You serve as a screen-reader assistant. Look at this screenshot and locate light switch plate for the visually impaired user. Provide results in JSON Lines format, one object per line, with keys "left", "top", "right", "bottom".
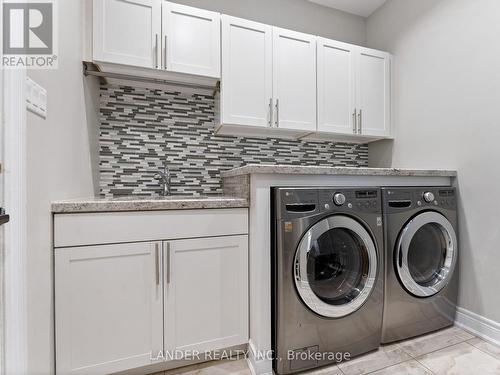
{"left": 26, "top": 77, "right": 47, "bottom": 119}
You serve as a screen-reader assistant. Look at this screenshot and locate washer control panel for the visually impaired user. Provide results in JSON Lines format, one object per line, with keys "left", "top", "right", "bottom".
{"left": 275, "top": 187, "right": 383, "bottom": 219}
{"left": 423, "top": 191, "right": 435, "bottom": 203}
{"left": 319, "top": 188, "right": 381, "bottom": 213}
{"left": 333, "top": 193, "right": 346, "bottom": 206}
{"left": 437, "top": 188, "right": 457, "bottom": 208}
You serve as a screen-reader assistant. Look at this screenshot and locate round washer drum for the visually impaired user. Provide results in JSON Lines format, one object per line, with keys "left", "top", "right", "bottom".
{"left": 293, "top": 215, "right": 378, "bottom": 318}
{"left": 395, "top": 211, "right": 458, "bottom": 298}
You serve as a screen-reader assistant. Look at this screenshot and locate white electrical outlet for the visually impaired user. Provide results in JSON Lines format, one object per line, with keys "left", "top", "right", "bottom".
{"left": 26, "top": 77, "right": 47, "bottom": 119}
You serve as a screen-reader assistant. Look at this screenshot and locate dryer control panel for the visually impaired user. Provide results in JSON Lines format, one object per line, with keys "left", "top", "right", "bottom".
{"left": 318, "top": 188, "right": 381, "bottom": 214}
{"left": 383, "top": 187, "right": 456, "bottom": 213}
{"left": 274, "top": 187, "right": 382, "bottom": 220}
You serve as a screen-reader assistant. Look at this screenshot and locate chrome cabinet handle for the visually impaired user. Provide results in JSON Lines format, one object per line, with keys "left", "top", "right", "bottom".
{"left": 166, "top": 242, "right": 171, "bottom": 284}
{"left": 268, "top": 98, "right": 273, "bottom": 127}
{"left": 155, "top": 243, "right": 160, "bottom": 286}
{"left": 164, "top": 35, "right": 167, "bottom": 70}
{"left": 352, "top": 109, "right": 357, "bottom": 134}
{"left": 358, "top": 109, "right": 363, "bottom": 134}
{"left": 154, "top": 34, "right": 159, "bottom": 68}
{"left": 275, "top": 99, "right": 279, "bottom": 127}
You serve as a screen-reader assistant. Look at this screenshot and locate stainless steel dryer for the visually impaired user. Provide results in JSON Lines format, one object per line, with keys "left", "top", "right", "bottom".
{"left": 381, "top": 187, "right": 459, "bottom": 344}
{"left": 271, "top": 188, "right": 384, "bottom": 374}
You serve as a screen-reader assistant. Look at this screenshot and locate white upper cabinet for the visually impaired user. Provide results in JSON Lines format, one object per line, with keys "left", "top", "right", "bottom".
{"left": 272, "top": 27, "right": 317, "bottom": 132}
{"left": 55, "top": 242, "right": 163, "bottom": 375}
{"left": 221, "top": 15, "right": 273, "bottom": 128}
{"left": 93, "top": 0, "right": 220, "bottom": 77}
{"left": 317, "top": 38, "right": 356, "bottom": 135}
{"left": 316, "top": 42, "right": 392, "bottom": 139}
{"left": 164, "top": 235, "right": 248, "bottom": 354}
{"left": 162, "top": 2, "right": 221, "bottom": 77}
{"left": 93, "top": 0, "right": 161, "bottom": 68}
{"left": 356, "top": 47, "right": 391, "bottom": 137}
{"left": 93, "top": 2, "right": 392, "bottom": 141}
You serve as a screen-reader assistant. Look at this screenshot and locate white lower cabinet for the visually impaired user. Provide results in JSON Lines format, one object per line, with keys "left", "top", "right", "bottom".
{"left": 55, "top": 242, "right": 164, "bottom": 375}
{"left": 164, "top": 235, "right": 249, "bottom": 354}
{"left": 55, "top": 209, "right": 249, "bottom": 375}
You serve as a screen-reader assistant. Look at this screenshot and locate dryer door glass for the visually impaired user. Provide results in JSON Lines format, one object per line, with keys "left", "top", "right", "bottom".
{"left": 294, "top": 215, "right": 378, "bottom": 318}
{"left": 307, "top": 228, "right": 368, "bottom": 305}
{"left": 408, "top": 223, "right": 447, "bottom": 286}
{"left": 396, "top": 211, "right": 457, "bottom": 297}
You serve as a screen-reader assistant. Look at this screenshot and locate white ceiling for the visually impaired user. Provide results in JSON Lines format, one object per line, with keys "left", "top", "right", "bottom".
{"left": 309, "top": 0, "right": 387, "bottom": 17}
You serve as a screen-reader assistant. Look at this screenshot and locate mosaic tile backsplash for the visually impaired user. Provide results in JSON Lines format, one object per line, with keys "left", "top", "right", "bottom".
{"left": 99, "top": 84, "right": 369, "bottom": 197}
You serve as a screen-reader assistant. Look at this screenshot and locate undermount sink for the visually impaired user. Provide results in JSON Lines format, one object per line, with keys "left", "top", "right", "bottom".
{"left": 110, "top": 195, "right": 211, "bottom": 201}
{"left": 154, "top": 195, "right": 211, "bottom": 200}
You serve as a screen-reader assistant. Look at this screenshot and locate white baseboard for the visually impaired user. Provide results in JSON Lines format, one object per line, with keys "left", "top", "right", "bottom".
{"left": 247, "top": 339, "right": 273, "bottom": 375}
{"left": 455, "top": 307, "right": 500, "bottom": 346}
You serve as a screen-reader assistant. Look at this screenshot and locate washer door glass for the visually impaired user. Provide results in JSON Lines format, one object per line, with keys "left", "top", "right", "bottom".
{"left": 294, "top": 215, "right": 378, "bottom": 318}
{"left": 396, "top": 211, "right": 457, "bottom": 297}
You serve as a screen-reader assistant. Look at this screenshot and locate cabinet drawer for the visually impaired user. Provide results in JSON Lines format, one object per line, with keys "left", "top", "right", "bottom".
{"left": 54, "top": 208, "right": 248, "bottom": 248}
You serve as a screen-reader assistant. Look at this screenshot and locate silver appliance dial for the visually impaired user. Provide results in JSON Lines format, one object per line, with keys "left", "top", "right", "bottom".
{"left": 423, "top": 191, "right": 435, "bottom": 203}
{"left": 333, "top": 193, "right": 346, "bottom": 206}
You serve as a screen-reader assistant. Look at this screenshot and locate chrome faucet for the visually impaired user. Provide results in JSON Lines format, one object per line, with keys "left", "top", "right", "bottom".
{"left": 154, "top": 161, "right": 172, "bottom": 196}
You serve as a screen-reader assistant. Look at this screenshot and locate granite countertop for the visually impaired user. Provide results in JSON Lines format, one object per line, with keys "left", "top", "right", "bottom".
{"left": 52, "top": 195, "right": 249, "bottom": 213}
{"left": 53, "top": 165, "right": 456, "bottom": 213}
{"left": 221, "top": 164, "right": 457, "bottom": 178}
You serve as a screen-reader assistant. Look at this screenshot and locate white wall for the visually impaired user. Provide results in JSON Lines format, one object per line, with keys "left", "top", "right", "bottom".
{"left": 367, "top": 0, "right": 500, "bottom": 322}
{"left": 26, "top": 0, "right": 98, "bottom": 373}
{"left": 168, "top": 0, "right": 367, "bottom": 45}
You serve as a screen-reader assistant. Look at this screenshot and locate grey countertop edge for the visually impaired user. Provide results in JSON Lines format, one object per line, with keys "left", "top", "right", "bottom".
{"left": 51, "top": 197, "right": 249, "bottom": 214}
{"left": 220, "top": 165, "right": 458, "bottom": 178}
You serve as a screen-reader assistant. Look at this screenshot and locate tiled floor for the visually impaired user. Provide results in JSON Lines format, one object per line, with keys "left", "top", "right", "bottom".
{"left": 152, "top": 326, "right": 500, "bottom": 375}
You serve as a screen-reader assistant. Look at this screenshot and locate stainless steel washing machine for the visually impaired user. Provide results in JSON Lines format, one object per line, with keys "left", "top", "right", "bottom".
{"left": 381, "top": 187, "right": 459, "bottom": 344}
{"left": 271, "top": 188, "right": 384, "bottom": 374}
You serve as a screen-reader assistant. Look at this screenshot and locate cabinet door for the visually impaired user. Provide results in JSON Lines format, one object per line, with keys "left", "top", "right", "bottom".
{"left": 317, "top": 38, "right": 356, "bottom": 135}
{"left": 162, "top": 2, "right": 220, "bottom": 77}
{"left": 221, "top": 15, "right": 273, "bottom": 128}
{"left": 356, "top": 47, "right": 391, "bottom": 137}
{"left": 55, "top": 242, "right": 163, "bottom": 375}
{"left": 272, "top": 27, "right": 317, "bottom": 132}
{"left": 164, "top": 235, "right": 248, "bottom": 355}
{"left": 93, "top": 0, "right": 161, "bottom": 68}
